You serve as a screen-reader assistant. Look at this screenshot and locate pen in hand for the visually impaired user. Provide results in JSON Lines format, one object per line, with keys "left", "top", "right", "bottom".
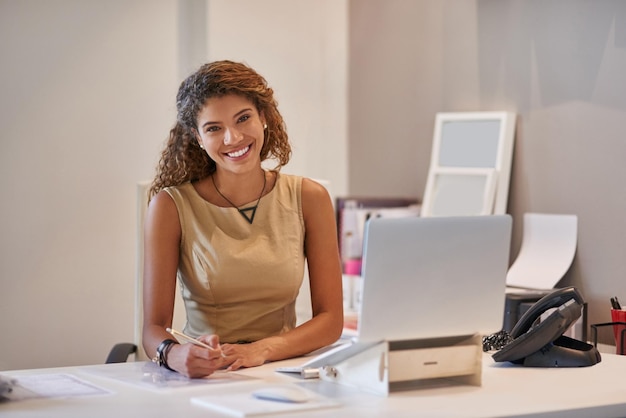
{"left": 166, "top": 328, "right": 226, "bottom": 358}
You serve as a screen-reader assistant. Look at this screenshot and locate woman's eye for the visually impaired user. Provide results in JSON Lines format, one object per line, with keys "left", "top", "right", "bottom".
{"left": 205, "top": 126, "right": 220, "bottom": 133}
{"left": 238, "top": 114, "right": 250, "bottom": 123}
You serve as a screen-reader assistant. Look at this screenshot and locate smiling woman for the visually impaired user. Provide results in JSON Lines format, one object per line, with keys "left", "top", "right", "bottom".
{"left": 142, "top": 61, "right": 344, "bottom": 378}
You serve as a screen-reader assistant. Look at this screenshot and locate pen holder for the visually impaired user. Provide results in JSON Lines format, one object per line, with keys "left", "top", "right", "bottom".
{"left": 611, "top": 309, "right": 626, "bottom": 355}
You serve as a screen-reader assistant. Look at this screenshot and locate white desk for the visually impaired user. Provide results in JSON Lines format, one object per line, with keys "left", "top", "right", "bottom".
{"left": 2, "top": 353, "right": 626, "bottom": 418}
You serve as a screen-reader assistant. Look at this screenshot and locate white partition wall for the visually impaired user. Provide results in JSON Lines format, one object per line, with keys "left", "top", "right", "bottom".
{"left": 0, "top": 0, "right": 179, "bottom": 370}
{"left": 206, "top": 0, "right": 348, "bottom": 196}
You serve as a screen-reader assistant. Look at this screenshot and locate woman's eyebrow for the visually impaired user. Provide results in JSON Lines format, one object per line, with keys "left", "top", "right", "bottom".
{"left": 233, "top": 108, "right": 253, "bottom": 119}
{"left": 201, "top": 108, "right": 253, "bottom": 129}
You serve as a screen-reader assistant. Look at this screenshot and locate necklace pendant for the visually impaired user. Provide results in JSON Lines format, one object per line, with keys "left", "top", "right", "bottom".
{"left": 238, "top": 206, "right": 258, "bottom": 224}
{"left": 211, "top": 171, "right": 266, "bottom": 225}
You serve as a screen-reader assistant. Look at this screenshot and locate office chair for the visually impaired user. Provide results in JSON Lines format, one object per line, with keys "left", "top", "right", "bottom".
{"left": 105, "top": 342, "right": 137, "bottom": 364}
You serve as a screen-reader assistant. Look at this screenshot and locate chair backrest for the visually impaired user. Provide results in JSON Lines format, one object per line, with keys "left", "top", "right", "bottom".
{"left": 421, "top": 111, "right": 516, "bottom": 217}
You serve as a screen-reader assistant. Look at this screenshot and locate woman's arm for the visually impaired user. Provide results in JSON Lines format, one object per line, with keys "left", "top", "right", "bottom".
{"left": 223, "top": 178, "right": 344, "bottom": 369}
{"left": 142, "top": 191, "right": 224, "bottom": 377}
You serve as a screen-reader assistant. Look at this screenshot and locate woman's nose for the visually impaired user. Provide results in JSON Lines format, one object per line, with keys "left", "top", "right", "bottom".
{"left": 224, "top": 128, "right": 243, "bottom": 145}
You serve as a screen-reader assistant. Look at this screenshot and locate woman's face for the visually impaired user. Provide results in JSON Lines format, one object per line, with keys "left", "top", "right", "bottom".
{"left": 194, "top": 94, "right": 266, "bottom": 175}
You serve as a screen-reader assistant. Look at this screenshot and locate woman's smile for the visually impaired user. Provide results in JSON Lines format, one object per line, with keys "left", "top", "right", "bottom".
{"left": 226, "top": 145, "right": 251, "bottom": 159}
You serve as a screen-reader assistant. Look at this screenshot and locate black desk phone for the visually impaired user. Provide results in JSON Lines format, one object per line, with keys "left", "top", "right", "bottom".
{"left": 493, "top": 287, "right": 601, "bottom": 367}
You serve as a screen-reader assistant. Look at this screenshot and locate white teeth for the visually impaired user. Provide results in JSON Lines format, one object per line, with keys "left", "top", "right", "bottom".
{"left": 227, "top": 146, "right": 249, "bottom": 158}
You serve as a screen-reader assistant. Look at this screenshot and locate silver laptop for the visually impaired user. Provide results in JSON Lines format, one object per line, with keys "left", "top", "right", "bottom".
{"left": 277, "top": 214, "right": 512, "bottom": 375}
{"left": 357, "top": 214, "right": 512, "bottom": 342}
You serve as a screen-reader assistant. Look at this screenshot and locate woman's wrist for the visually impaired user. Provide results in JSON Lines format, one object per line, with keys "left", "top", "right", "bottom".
{"left": 152, "top": 339, "right": 179, "bottom": 371}
{"left": 256, "top": 336, "right": 287, "bottom": 362}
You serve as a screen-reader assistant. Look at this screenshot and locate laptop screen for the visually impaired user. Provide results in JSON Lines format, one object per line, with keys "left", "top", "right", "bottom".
{"left": 357, "top": 215, "right": 512, "bottom": 342}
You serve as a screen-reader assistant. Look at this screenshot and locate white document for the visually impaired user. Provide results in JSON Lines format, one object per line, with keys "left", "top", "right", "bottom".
{"left": 9, "top": 374, "right": 111, "bottom": 399}
{"left": 84, "top": 361, "right": 254, "bottom": 392}
{"left": 506, "top": 213, "right": 578, "bottom": 290}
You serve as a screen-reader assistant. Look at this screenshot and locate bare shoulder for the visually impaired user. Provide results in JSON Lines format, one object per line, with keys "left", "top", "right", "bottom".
{"left": 145, "top": 190, "right": 180, "bottom": 233}
{"left": 301, "top": 177, "right": 331, "bottom": 201}
{"left": 147, "top": 189, "right": 177, "bottom": 215}
{"left": 301, "top": 178, "right": 334, "bottom": 222}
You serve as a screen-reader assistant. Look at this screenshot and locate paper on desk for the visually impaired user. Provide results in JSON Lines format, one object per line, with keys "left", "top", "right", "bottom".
{"left": 3, "top": 374, "right": 111, "bottom": 401}
{"left": 506, "top": 213, "right": 578, "bottom": 290}
{"left": 191, "top": 386, "right": 341, "bottom": 417}
{"left": 84, "top": 361, "right": 255, "bottom": 392}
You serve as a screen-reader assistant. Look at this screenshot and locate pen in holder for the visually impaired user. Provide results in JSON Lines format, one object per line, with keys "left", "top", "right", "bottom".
{"left": 610, "top": 309, "right": 626, "bottom": 355}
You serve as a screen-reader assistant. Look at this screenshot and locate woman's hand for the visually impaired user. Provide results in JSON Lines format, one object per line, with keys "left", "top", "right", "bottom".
{"left": 219, "top": 339, "right": 275, "bottom": 371}
{"left": 166, "top": 334, "right": 230, "bottom": 378}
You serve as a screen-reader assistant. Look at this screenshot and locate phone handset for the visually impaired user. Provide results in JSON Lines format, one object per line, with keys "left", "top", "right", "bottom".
{"left": 510, "top": 287, "right": 583, "bottom": 338}
{"left": 493, "top": 286, "right": 601, "bottom": 367}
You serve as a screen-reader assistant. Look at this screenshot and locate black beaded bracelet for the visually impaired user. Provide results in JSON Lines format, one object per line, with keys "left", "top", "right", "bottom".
{"left": 153, "top": 339, "right": 178, "bottom": 371}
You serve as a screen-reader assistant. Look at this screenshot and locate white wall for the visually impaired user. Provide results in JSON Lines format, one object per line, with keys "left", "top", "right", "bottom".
{"left": 0, "top": 0, "right": 179, "bottom": 370}
{"left": 0, "top": 0, "right": 348, "bottom": 370}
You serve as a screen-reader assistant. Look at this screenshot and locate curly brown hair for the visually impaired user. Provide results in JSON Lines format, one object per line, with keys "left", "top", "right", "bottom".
{"left": 148, "top": 60, "right": 291, "bottom": 200}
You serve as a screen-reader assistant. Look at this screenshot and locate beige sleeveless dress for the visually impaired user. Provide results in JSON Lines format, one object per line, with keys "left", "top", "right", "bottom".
{"left": 164, "top": 172, "right": 305, "bottom": 343}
